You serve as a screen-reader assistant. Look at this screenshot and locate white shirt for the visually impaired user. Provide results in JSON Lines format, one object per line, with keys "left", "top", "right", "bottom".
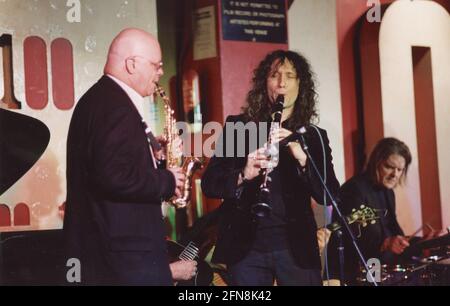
{"left": 106, "top": 74, "right": 146, "bottom": 119}
{"left": 106, "top": 74, "right": 157, "bottom": 169}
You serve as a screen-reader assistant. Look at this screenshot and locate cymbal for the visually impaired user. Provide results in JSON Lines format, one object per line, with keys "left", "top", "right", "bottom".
{"left": 0, "top": 109, "right": 50, "bottom": 195}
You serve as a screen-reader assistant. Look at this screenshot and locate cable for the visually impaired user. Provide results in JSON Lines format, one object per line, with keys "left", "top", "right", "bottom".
{"left": 310, "top": 124, "right": 331, "bottom": 282}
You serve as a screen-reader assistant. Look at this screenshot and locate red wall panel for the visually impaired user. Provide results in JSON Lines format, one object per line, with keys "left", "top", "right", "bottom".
{"left": 51, "top": 38, "right": 75, "bottom": 110}
{"left": 24, "top": 36, "right": 48, "bottom": 110}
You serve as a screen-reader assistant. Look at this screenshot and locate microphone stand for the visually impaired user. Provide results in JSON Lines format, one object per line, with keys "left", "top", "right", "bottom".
{"left": 297, "top": 128, "right": 378, "bottom": 286}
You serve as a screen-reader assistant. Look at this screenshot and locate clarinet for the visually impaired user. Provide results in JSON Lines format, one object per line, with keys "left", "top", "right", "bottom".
{"left": 251, "top": 95, "right": 285, "bottom": 218}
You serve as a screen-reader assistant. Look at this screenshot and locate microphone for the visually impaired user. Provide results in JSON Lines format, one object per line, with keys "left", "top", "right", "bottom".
{"left": 277, "top": 126, "right": 308, "bottom": 148}
{"left": 295, "top": 126, "right": 308, "bottom": 151}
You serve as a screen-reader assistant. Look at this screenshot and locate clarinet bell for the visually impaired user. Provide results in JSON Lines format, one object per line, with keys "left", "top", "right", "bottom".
{"left": 252, "top": 188, "right": 272, "bottom": 218}
{"left": 251, "top": 202, "right": 272, "bottom": 218}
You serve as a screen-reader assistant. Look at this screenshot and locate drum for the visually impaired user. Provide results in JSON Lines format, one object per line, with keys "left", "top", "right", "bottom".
{"left": 383, "top": 264, "right": 429, "bottom": 286}
{"left": 357, "top": 264, "right": 424, "bottom": 286}
{"left": 423, "top": 257, "right": 450, "bottom": 286}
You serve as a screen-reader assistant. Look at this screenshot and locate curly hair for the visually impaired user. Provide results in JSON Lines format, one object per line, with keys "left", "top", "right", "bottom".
{"left": 366, "top": 137, "right": 412, "bottom": 185}
{"left": 242, "top": 50, "right": 318, "bottom": 130}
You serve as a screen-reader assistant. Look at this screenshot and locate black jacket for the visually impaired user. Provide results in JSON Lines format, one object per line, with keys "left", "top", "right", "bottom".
{"left": 201, "top": 115, "right": 340, "bottom": 269}
{"left": 64, "top": 76, "right": 175, "bottom": 285}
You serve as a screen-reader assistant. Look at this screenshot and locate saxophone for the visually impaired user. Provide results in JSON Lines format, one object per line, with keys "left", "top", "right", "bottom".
{"left": 155, "top": 83, "right": 203, "bottom": 209}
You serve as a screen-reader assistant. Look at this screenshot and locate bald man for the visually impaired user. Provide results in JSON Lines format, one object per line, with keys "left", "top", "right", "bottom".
{"left": 64, "top": 28, "right": 193, "bottom": 285}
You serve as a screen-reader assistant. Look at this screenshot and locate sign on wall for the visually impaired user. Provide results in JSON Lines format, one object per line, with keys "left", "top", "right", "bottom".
{"left": 193, "top": 5, "right": 218, "bottom": 60}
{"left": 221, "top": 0, "right": 287, "bottom": 43}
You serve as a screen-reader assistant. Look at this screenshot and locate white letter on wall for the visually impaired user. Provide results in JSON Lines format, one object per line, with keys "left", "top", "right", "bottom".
{"left": 379, "top": 0, "right": 450, "bottom": 231}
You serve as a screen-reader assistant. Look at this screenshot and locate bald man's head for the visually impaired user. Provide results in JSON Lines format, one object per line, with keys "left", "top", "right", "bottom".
{"left": 104, "top": 28, "right": 163, "bottom": 97}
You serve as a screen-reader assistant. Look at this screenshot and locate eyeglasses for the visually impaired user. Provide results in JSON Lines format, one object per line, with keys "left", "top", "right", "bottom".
{"left": 148, "top": 59, "right": 163, "bottom": 71}
{"left": 128, "top": 56, "right": 163, "bottom": 71}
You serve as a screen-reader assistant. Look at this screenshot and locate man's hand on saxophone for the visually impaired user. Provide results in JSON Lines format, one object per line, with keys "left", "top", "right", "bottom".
{"left": 168, "top": 167, "right": 186, "bottom": 198}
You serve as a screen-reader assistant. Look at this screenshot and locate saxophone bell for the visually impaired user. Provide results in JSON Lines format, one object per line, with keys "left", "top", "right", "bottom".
{"left": 169, "top": 156, "right": 203, "bottom": 209}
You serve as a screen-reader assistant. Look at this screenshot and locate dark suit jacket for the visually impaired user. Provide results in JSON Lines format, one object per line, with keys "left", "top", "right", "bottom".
{"left": 201, "top": 115, "right": 340, "bottom": 270}
{"left": 326, "top": 173, "right": 404, "bottom": 284}
{"left": 64, "top": 76, "right": 175, "bottom": 285}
